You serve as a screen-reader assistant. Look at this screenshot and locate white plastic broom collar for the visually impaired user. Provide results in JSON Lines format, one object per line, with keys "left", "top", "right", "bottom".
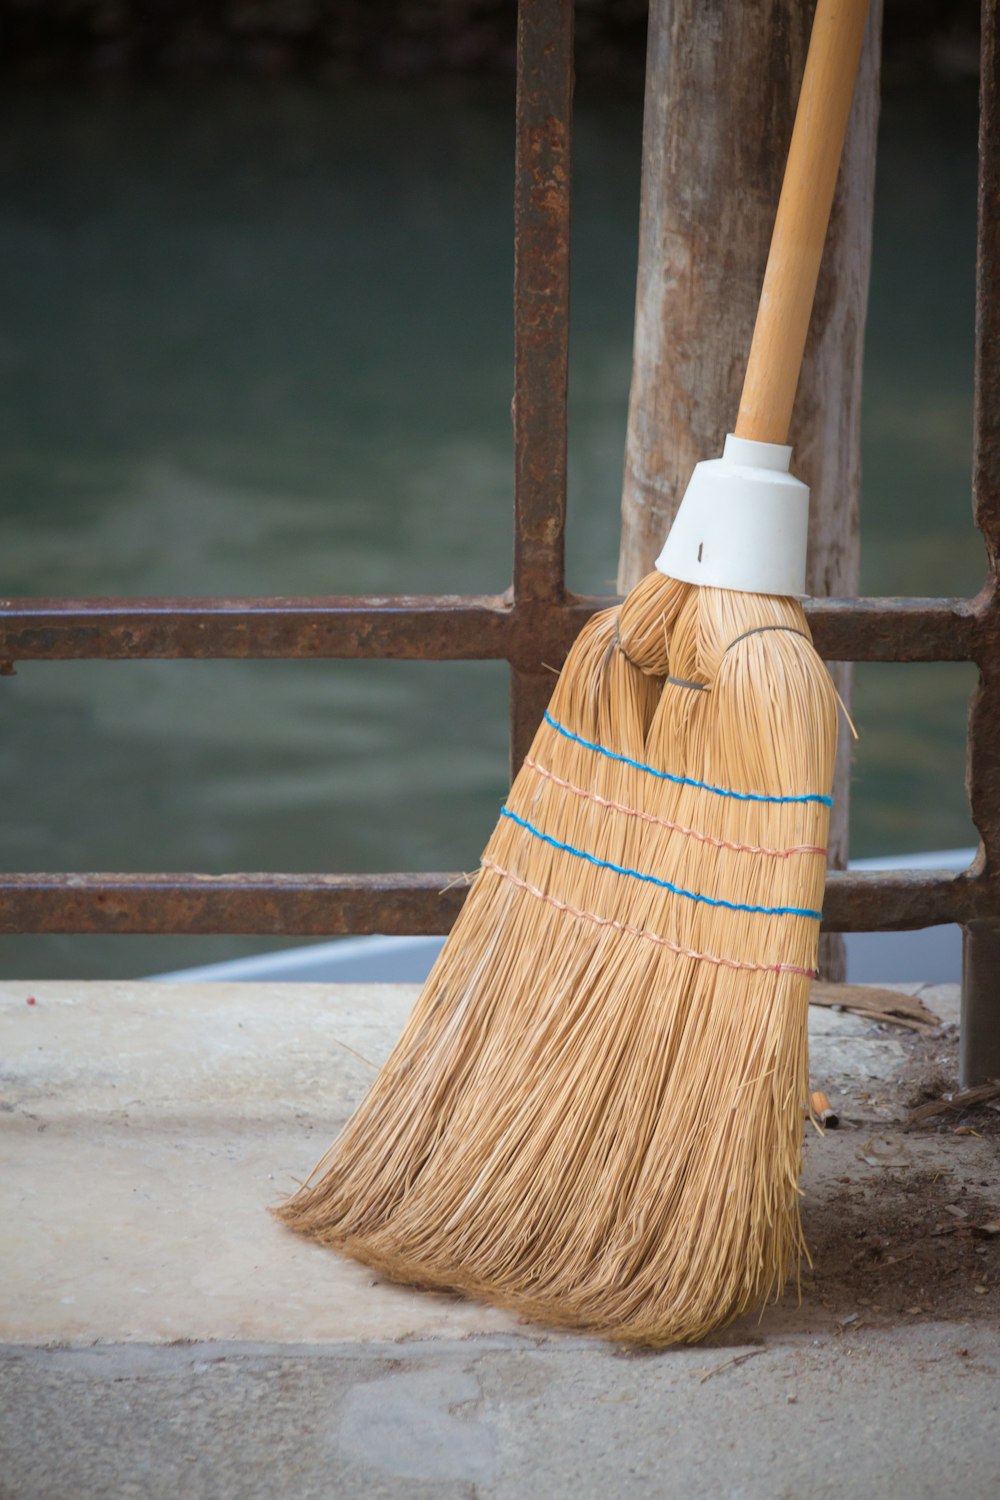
{"left": 654, "top": 434, "right": 809, "bottom": 598}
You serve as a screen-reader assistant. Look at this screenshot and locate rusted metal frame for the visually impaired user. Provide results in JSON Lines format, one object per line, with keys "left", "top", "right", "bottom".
{"left": 2, "top": 582, "right": 997, "bottom": 937}
{"left": 0, "top": 873, "right": 467, "bottom": 936}
{"left": 0, "top": 593, "right": 591, "bottom": 670}
{"left": 512, "top": 0, "right": 572, "bottom": 609}
{"left": 824, "top": 868, "right": 983, "bottom": 931}
{"left": 960, "top": 1, "right": 1000, "bottom": 1085}
{"left": 0, "top": 867, "right": 984, "bottom": 936}
{"left": 0, "top": 591, "right": 988, "bottom": 664}
{"left": 5, "top": 0, "right": 993, "bottom": 963}
{"left": 806, "top": 593, "right": 983, "bottom": 662}
{"left": 509, "top": 0, "right": 573, "bottom": 772}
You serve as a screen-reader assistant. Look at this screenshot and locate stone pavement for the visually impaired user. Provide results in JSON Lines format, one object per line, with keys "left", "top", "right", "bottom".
{"left": 1, "top": 979, "right": 997, "bottom": 1498}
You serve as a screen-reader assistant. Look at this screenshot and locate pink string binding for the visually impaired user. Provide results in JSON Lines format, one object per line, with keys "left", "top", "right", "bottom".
{"left": 523, "top": 757, "right": 827, "bottom": 860}
{"left": 481, "top": 857, "right": 818, "bottom": 980}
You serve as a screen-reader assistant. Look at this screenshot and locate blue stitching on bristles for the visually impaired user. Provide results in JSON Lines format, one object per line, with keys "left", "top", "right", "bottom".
{"left": 543, "top": 711, "right": 834, "bottom": 808}
{"left": 499, "top": 808, "right": 823, "bottom": 920}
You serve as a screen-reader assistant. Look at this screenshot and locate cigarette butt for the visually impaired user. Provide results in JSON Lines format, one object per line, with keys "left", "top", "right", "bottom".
{"left": 810, "top": 1090, "right": 839, "bottom": 1128}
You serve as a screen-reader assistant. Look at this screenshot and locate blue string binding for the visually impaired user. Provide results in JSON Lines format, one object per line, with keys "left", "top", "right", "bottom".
{"left": 500, "top": 807, "right": 823, "bottom": 921}
{"left": 542, "top": 711, "right": 833, "bottom": 808}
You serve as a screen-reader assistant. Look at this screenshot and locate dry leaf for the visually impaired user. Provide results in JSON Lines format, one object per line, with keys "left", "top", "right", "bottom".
{"left": 810, "top": 983, "right": 940, "bottom": 1032}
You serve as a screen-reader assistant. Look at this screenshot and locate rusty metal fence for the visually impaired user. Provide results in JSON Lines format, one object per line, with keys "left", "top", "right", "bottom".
{"left": 2, "top": 0, "right": 999, "bottom": 1083}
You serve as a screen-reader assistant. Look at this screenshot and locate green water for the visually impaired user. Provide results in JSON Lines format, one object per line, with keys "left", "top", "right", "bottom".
{"left": 0, "top": 75, "right": 984, "bottom": 979}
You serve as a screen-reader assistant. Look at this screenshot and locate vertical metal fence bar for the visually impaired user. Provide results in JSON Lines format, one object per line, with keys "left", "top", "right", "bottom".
{"left": 961, "top": 922, "right": 1000, "bottom": 1083}
{"left": 509, "top": 665, "right": 559, "bottom": 773}
{"left": 509, "top": 0, "right": 574, "bottom": 774}
{"left": 512, "top": 0, "right": 573, "bottom": 605}
{"left": 962, "top": 0, "right": 1000, "bottom": 1085}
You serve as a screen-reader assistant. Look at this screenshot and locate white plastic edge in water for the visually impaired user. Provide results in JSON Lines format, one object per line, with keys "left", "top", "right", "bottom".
{"left": 148, "top": 849, "right": 975, "bottom": 987}
{"left": 147, "top": 933, "right": 446, "bottom": 986}
{"left": 655, "top": 433, "right": 809, "bottom": 597}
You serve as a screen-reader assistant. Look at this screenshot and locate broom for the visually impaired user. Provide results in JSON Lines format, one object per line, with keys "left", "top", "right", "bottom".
{"left": 276, "top": 0, "right": 866, "bottom": 1345}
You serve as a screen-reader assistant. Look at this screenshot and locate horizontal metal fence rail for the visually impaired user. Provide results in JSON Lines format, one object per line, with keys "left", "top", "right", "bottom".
{"left": 0, "top": 589, "right": 988, "bottom": 664}
{"left": 0, "top": 864, "right": 984, "bottom": 936}
{"left": 1, "top": 0, "right": 999, "bottom": 1082}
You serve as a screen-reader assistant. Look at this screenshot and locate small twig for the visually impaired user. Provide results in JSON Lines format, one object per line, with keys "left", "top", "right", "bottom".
{"left": 908, "top": 1080, "right": 1000, "bottom": 1126}
{"left": 699, "top": 1348, "right": 766, "bottom": 1384}
{"left": 875, "top": 1249, "right": 915, "bottom": 1269}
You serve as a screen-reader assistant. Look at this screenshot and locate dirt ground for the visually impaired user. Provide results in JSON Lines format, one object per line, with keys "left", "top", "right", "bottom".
{"left": 796, "top": 1003, "right": 1000, "bottom": 1332}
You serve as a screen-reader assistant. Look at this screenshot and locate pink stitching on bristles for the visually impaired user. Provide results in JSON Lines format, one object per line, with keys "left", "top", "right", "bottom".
{"left": 523, "top": 757, "right": 827, "bottom": 860}
{"left": 481, "top": 857, "right": 817, "bottom": 980}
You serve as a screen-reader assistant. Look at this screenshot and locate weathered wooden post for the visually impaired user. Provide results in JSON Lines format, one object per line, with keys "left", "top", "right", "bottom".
{"left": 618, "top": 0, "right": 882, "bottom": 979}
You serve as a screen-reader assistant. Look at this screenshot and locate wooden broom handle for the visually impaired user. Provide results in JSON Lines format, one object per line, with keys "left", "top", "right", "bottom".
{"left": 735, "top": 0, "right": 870, "bottom": 445}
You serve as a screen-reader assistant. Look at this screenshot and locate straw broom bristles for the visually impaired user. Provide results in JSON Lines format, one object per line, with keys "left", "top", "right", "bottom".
{"left": 276, "top": 568, "right": 838, "bottom": 1345}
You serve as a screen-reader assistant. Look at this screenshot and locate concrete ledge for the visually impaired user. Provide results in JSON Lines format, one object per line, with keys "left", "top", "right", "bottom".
{"left": 0, "top": 977, "right": 975, "bottom": 1348}
{"left": 1, "top": 981, "right": 520, "bottom": 1345}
